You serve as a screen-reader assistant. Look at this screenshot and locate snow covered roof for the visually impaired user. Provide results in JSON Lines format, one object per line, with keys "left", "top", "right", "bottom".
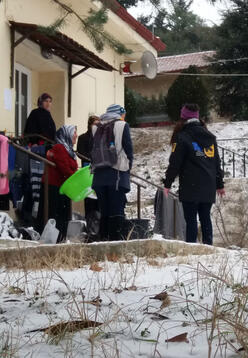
{"left": 126, "top": 50, "right": 216, "bottom": 78}
{"left": 157, "top": 50, "right": 216, "bottom": 73}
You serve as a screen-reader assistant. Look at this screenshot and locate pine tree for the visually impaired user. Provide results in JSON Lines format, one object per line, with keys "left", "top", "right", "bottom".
{"left": 211, "top": 0, "right": 248, "bottom": 120}
{"left": 39, "top": 0, "right": 132, "bottom": 55}
{"left": 118, "top": 0, "right": 138, "bottom": 8}
{"left": 166, "top": 66, "right": 210, "bottom": 121}
{"left": 125, "top": 86, "right": 138, "bottom": 127}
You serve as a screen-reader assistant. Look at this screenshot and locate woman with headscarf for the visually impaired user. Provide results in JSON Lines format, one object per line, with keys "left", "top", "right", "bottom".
{"left": 37, "top": 125, "right": 78, "bottom": 242}
{"left": 163, "top": 103, "right": 225, "bottom": 245}
{"left": 24, "top": 93, "right": 56, "bottom": 144}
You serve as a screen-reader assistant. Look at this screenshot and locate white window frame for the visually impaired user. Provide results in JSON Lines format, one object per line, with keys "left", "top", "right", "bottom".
{"left": 15, "top": 63, "right": 32, "bottom": 135}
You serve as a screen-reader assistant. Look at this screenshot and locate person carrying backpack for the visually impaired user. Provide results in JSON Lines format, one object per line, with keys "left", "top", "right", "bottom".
{"left": 91, "top": 104, "right": 133, "bottom": 241}
{"left": 163, "top": 103, "right": 225, "bottom": 245}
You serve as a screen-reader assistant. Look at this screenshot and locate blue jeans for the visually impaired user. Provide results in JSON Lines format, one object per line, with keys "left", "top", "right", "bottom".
{"left": 182, "top": 202, "right": 213, "bottom": 245}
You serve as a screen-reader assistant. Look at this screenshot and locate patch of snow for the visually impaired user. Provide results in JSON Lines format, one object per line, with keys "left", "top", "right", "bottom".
{"left": 0, "top": 247, "right": 246, "bottom": 357}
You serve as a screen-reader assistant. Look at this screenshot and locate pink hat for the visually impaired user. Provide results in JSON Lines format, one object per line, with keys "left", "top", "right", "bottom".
{"left": 181, "top": 105, "right": 199, "bottom": 120}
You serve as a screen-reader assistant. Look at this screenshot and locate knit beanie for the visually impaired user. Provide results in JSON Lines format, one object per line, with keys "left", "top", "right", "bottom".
{"left": 181, "top": 105, "right": 199, "bottom": 120}
{"left": 37, "top": 93, "right": 52, "bottom": 107}
{"left": 106, "top": 104, "right": 126, "bottom": 116}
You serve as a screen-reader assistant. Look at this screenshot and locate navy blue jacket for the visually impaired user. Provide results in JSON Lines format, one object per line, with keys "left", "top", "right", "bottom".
{"left": 164, "top": 122, "right": 224, "bottom": 203}
{"left": 92, "top": 123, "right": 133, "bottom": 192}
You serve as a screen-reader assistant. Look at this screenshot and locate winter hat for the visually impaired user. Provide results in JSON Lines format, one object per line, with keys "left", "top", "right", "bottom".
{"left": 181, "top": 104, "right": 199, "bottom": 120}
{"left": 106, "top": 104, "right": 126, "bottom": 116}
{"left": 37, "top": 93, "right": 52, "bottom": 107}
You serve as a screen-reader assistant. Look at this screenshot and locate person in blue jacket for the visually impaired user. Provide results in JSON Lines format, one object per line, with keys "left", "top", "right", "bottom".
{"left": 92, "top": 104, "right": 133, "bottom": 241}
{"left": 163, "top": 103, "right": 225, "bottom": 245}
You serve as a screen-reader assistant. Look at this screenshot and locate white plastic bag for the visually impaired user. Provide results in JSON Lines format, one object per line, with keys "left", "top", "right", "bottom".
{"left": 40, "top": 218, "right": 59, "bottom": 244}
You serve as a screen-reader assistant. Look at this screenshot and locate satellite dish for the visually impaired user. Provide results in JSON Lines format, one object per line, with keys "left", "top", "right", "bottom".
{"left": 122, "top": 51, "right": 157, "bottom": 79}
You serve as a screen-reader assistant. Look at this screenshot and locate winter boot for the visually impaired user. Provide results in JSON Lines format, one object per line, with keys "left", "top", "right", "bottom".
{"left": 108, "top": 215, "right": 125, "bottom": 241}
{"left": 99, "top": 216, "right": 109, "bottom": 241}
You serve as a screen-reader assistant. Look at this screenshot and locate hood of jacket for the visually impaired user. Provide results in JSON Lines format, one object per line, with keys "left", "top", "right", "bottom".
{"left": 182, "top": 122, "right": 216, "bottom": 148}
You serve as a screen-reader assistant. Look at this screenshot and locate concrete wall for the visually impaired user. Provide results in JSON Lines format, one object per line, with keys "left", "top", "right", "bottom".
{"left": 0, "top": 0, "right": 156, "bottom": 136}
{"left": 126, "top": 74, "right": 179, "bottom": 99}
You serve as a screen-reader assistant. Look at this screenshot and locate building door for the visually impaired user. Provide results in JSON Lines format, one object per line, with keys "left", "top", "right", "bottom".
{"left": 15, "top": 64, "right": 31, "bottom": 136}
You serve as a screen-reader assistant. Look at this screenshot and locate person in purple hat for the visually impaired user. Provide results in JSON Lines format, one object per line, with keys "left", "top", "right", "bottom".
{"left": 163, "top": 103, "right": 225, "bottom": 245}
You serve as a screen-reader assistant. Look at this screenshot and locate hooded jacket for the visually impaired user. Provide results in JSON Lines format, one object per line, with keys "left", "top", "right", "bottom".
{"left": 91, "top": 113, "right": 133, "bottom": 192}
{"left": 164, "top": 121, "right": 224, "bottom": 203}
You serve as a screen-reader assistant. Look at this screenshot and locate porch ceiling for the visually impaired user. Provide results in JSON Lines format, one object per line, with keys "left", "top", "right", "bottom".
{"left": 10, "top": 21, "right": 115, "bottom": 72}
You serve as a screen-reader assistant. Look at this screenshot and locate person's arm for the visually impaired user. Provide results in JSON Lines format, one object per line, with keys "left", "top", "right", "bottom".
{"left": 44, "top": 114, "right": 56, "bottom": 141}
{"left": 215, "top": 142, "right": 225, "bottom": 195}
{"left": 163, "top": 138, "right": 186, "bottom": 189}
{"left": 122, "top": 123, "right": 133, "bottom": 170}
{"left": 48, "top": 144, "right": 77, "bottom": 179}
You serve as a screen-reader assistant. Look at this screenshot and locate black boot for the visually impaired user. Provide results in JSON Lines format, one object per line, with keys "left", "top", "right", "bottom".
{"left": 99, "top": 216, "right": 109, "bottom": 241}
{"left": 109, "top": 216, "right": 124, "bottom": 241}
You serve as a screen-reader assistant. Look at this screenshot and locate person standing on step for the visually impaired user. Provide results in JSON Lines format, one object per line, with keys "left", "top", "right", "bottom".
{"left": 77, "top": 115, "right": 100, "bottom": 167}
{"left": 37, "top": 125, "right": 78, "bottom": 242}
{"left": 77, "top": 115, "right": 100, "bottom": 241}
{"left": 91, "top": 104, "right": 133, "bottom": 241}
{"left": 163, "top": 103, "right": 225, "bottom": 245}
{"left": 24, "top": 93, "right": 56, "bottom": 144}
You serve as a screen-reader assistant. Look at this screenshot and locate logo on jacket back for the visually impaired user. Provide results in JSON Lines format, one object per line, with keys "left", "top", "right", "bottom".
{"left": 192, "top": 142, "right": 205, "bottom": 157}
{"left": 204, "top": 144, "right": 215, "bottom": 158}
{"left": 192, "top": 142, "right": 215, "bottom": 158}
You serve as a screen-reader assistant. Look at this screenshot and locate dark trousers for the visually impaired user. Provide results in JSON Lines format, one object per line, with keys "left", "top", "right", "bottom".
{"left": 182, "top": 202, "right": 213, "bottom": 245}
{"left": 37, "top": 184, "right": 71, "bottom": 242}
{"left": 94, "top": 186, "right": 127, "bottom": 240}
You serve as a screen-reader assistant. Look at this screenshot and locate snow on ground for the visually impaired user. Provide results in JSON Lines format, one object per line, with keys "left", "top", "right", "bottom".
{"left": 127, "top": 121, "right": 248, "bottom": 221}
{"left": 0, "top": 246, "right": 247, "bottom": 357}
{"left": 0, "top": 212, "right": 20, "bottom": 240}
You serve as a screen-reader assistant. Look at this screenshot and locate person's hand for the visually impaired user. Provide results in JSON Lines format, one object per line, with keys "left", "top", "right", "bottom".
{"left": 164, "top": 188, "right": 170, "bottom": 197}
{"left": 47, "top": 150, "right": 54, "bottom": 159}
{"left": 217, "top": 188, "right": 225, "bottom": 197}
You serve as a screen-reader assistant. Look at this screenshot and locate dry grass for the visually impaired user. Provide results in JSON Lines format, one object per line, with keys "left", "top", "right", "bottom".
{"left": 0, "top": 245, "right": 247, "bottom": 357}
{"left": 132, "top": 128, "right": 172, "bottom": 155}
{"left": 213, "top": 178, "right": 248, "bottom": 248}
{"left": 0, "top": 239, "right": 219, "bottom": 271}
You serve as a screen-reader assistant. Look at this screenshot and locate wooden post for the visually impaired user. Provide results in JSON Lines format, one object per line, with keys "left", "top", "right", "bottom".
{"left": 244, "top": 153, "right": 246, "bottom": 178}
{"left": 68, "top": 62, "right": 72, "bottom": 118}
{"left": 44, "top": 163, "right": 49, "bottom": 225}
{"left": 173, "top": 198, "right": 176, "bottom": 239}
{"left": 10, "top": 27, "right": 15, "bottom": 88}
{"left": 137, "top": 185, "right": 141, "bottom": 219}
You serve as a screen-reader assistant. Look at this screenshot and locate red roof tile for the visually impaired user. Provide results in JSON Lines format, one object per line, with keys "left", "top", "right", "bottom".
{"left": 157, "top": 51, "right": 216, "bottom": 73}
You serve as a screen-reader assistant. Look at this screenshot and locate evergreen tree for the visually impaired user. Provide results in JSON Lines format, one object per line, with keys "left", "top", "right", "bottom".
{"left": 211, "top": 0, "right": 248, "bottom": 120}
{"left": 166, "top": 66, "right": 210, "bottom": 121}
{"left": 125, "top": 87, "right": 138, "bottom": 127}
{"left": 138, "top": 0, "right": 218, "bottom": 56}
{"left": 118, "top": 0, "right": 139, "bottom": 8}
{"left": 39, "top": 0, "right": 132, "bottom": 55}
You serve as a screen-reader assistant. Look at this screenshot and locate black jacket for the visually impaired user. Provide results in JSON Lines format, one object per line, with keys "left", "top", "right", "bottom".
{"left": 24, "top": 107, "right": 56, "bottom": 143}
{"left": 164, "top": 121, "right": 224, "bottom": 203}
{"left": 77, "top": 130, "right": 93, "bottom": 166}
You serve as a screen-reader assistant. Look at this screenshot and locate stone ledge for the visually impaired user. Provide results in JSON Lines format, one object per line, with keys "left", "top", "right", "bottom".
{"left": 0, "top": 239, "right": 225, "bottom": 270}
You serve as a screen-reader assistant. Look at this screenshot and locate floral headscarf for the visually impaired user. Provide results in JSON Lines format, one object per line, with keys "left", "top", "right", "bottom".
{"left": 56, "top": 125, "right": 76, "bottom": 159}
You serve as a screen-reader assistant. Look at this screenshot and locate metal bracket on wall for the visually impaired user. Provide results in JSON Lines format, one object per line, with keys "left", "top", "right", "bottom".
{"left": 67, "top": 63, "right": 89, "bottom": 117}
{"left": 10, "top": 27, "right": 33, "bottom": 88}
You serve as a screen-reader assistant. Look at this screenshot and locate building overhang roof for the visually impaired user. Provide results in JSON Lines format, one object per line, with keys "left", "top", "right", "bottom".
{"left": 10, "top": 21, "right": 115, "bottom": 72}
{"left": 100, "top": 0, "right": 166, "bottom": 52}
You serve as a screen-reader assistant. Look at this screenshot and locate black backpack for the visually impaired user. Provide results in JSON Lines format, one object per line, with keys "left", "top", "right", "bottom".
{"left": 91, "top": 120, "right": 118, "bottom": 169}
